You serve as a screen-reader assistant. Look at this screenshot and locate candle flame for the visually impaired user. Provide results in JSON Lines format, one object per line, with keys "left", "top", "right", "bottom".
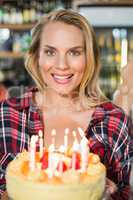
{"left": 72, "top": 131, "right": 77, "bottom": 138}
{"left": 39, "top": 130, "right": 43, "bottom": 138}
{"left": 77, "top": 127, "right": 85, "bottom": 138}
{"left": 51, "top": 129, "right": 56, "bottom": 136}
{"left": 65, "top": 128, "right": 69, "bottom": 135}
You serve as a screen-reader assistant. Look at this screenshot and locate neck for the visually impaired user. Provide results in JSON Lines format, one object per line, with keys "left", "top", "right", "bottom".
{"left": 45, "top": 89, "right": 73, "bottom": 109}
{"left": 36, "top": 88, "right": 81, "bottom": 113}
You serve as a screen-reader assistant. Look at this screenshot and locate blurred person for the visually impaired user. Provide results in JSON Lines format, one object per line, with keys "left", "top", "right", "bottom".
{"left": 113, "top": 60, "right": 133, "bottom": 116}
{"left": 0, "top": 83, "right": 8, "bottom": 101}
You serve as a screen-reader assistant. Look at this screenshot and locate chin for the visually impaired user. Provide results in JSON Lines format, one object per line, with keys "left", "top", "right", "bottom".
{"left": 57, "top": 91, "right": 71, "bottom": 96}
{"left": 55, "top": 88, "right": 73, "bottom": 96}
{"left": 46, "top": 84, "right": 78, "bottom": 97}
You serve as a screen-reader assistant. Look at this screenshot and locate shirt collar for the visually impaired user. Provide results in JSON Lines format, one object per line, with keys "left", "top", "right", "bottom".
{"left": 6, "top": 87, "right": 38, "bottom": 110}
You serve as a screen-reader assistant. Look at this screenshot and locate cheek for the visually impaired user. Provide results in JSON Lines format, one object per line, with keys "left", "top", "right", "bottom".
{"left": 71, "top": 57, "right": 86, "bottom": 73}
{"left": 38, "top": 57, "right": 54, "bottom": 72}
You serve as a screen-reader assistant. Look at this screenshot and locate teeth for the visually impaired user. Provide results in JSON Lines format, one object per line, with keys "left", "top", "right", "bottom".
{"left": 53, "top": 75, "right": 72, "bottom": 80}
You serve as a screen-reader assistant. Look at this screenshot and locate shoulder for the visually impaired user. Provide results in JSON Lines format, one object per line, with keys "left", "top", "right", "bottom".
{"left": 0, "top": 87, "right": 38, "bottom": 112}
{"left": 95, "top": 101, "right": 127, "bottom": 118}
{"left": 90, "top": 102, "right": 131, "bottom": 148}
{"left": 92, "top": 101, "right": 130, "bottom": 130}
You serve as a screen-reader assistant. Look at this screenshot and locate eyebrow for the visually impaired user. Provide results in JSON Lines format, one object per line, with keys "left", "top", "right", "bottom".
{"left": 42, "top": 45, "right": 56, "bottom": 50}
{"left": 42, "top": 45, "right": 84, "bottom": 50}
{"left": 69, "top": 46, "right": 85, "bottom": 51}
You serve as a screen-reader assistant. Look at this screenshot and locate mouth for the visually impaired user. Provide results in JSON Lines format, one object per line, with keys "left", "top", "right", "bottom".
{"left": 51, "top": 73, "right": 74, "bottom": 84}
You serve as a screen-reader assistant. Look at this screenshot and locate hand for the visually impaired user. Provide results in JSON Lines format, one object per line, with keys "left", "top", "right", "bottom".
{"left": 106, "top": 178, "right": 117, "bottom": 194}
{"left": 1, "top": 191, "right": 8, "bottom": 200}
{"left": 103, "top": 178, "right": 117, "bottom": 200}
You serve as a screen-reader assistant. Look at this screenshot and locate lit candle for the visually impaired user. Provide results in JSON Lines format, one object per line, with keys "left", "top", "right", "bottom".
{"left": 78, "top": 127, "right": 89, "bottom": 147}
{"left": 29, "top": 135, "right": 38, "bottom": 171}
{"left": 80, "top": 144, "right": 89, "bottom": 172}
{"left": 78, "top": 127, "right": 85, "bottom": 138}
{"left": 51, "top": 129, "right": 56, "bottom": 151}
{"left": 64, "top": 128, "right": 69, "bottom": 152}
{"left": 78, "top": 127, "right": 89, "bottom": 172}
{"left": 38, "top": 130, "right": 43, "bottom": 159}
{"left": 72, "top": 131, "right": 80, "bottom": 170}
{"left": 72, "top": 131, "right": 80, "bottom": 152}
{"left": 48, "top": 144, "right": 55, "bottom": 178}
{"left": 58, "top": 157, "right": 64, "bottom": 175}
{"left": 27, "top": 136, "right": 30, "bottom": 152}
{"left": 47, "top": 129, "right": 56, "bottom": 178}
{"left": 73, "top": 130, "right": 77, "bottom": 139}
{"left": 71, "top": 152, "right": 77, "bottom": 170}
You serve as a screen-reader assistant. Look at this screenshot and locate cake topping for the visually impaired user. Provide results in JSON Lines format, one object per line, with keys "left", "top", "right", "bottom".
{"left": 26, "top": 127, "right": 102, "bottom": 181}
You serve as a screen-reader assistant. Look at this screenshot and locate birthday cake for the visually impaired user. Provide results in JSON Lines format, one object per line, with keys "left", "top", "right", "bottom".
{"left": 6, "top": 128, "right": 106, "bottom": 200}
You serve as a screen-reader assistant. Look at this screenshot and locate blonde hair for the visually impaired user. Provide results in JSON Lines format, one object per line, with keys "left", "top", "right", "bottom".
{"left": 25, "top": 9, "right": 106, "bottom": 109}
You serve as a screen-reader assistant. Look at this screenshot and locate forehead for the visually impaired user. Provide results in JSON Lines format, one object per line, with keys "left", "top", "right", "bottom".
{"left": 40, "top": 21, "right": 84, "bottom": 47}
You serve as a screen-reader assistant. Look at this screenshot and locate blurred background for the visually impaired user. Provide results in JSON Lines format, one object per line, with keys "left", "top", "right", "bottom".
{"left": 0, "top": 0, "right": 133, "bottom": 100}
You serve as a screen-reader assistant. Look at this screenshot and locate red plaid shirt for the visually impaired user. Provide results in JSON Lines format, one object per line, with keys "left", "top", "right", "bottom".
{"left": 0, "top": 88, "right": 132, "bottom": 199}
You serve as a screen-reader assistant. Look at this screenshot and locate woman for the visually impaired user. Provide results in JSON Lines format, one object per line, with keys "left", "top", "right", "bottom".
{"left": 0, "top": 9, "right": 132, "bottom": 200}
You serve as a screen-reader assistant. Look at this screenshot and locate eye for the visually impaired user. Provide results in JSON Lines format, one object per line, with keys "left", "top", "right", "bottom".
{"left": 44, "top": 49, "right": 56, "bottom": 56}
{"left": 69, "top": 50, "right": 81, "bottom": 56}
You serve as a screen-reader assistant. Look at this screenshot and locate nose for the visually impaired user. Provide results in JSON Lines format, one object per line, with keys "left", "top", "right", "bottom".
{"left": 55, "top": 54, "right": 69, "bottom": 70}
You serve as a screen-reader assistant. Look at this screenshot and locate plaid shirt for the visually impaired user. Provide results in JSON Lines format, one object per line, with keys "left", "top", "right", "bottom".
{"left": 0, "top": 88, "right": 132, "bottom": 199}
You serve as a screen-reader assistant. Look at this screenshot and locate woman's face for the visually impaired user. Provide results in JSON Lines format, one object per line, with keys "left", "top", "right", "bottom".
{"left": 38, "top": 21, "right": 86, "bottom": 95}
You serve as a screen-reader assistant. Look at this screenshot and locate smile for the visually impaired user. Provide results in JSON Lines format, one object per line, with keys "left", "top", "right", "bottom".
{"left": 51, "top": 74, "right": 73, "bottom": 84}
